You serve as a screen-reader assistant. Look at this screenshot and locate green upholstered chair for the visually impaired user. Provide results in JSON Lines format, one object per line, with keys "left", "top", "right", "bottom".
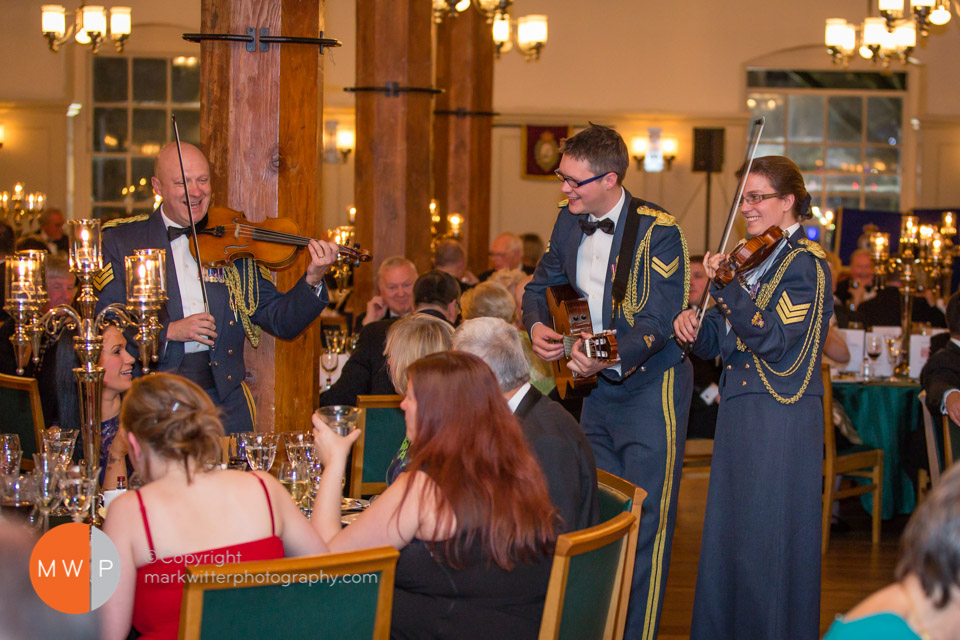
{"left": 822, "top": 365, "right": 882, "bottom": 553}
{"left": 539, "top": 511, "right": 636, "bottom": 640}
{"left": 179, "top": 546, "right": 399, "bottom": 640}
{"left": 0, "top": 373, "right": 45, "bottom": 470}
{"left": 349, "top": 395, "right": 406, "bottom": 499}
{"left": 596, "top": 470, "right": 646, "bottom": 640}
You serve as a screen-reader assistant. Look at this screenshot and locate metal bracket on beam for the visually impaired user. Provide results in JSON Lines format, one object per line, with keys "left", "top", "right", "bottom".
{"left": 434, "top": 108, "right": 499, "bottom": 118}
{"left": 344, "top": 82, "right": 444, "bottom": 98}
{"left": 183, "top": 28, "right": 342, "bottom": 54}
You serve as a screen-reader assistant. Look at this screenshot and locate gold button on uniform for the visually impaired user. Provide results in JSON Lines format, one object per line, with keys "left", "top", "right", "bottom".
{"left": 726, "top": 365, "right": 732, "bottom": 370}
{"left": 229, "top": 320, "right": 235, "bottom": 326}
{"left": 742, "top": 380, "right": 747, "bottom": 386}
{"left": 228, "top": 349, "right": 234, "bottom": 355}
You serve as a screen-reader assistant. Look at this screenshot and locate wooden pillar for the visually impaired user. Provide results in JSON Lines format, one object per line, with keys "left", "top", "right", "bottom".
{"left": 434, "top": 5, "right": 494, "bottom": 277}
{"left": 200, "top": 0, "right": 326, "bottom": 432}
{"left": 352, "top": 0, "right": 435, "bottom": 308}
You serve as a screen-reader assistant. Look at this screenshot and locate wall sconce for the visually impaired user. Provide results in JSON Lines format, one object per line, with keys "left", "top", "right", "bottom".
{"left": 447, "top": 212, "right": 464, "bottom": 238}
{"left": 516, "top": 15, "right": 547, "bottom": 61}
{"left": 41, "top": 4, "right": 132, "bottom": 54}
{"left": 630, "top": 129, "right": 677, "bottom": 172}
{"left": 0, "top": 124, "right": 5, "bottom": 150}
{"left": 323, "top": 120, "right": 354, "bottom": 164}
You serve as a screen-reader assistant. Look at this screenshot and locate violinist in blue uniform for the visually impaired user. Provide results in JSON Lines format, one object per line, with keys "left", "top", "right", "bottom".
{"left": 674, "top": 156, "right": 833, "bottom": 640}
{"left": 94, "top": 142, "right": 339, "bottom": 433}
{"left": 522, "top": 124, "right": 692, "bottom": 640}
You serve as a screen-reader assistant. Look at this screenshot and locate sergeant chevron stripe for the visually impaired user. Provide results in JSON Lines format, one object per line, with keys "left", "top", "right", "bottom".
{"left": 775, "top": 291, "right": 809, "bottom": 325}
{"left": 651, "top": 256, "right": 678, "bottom": 279}
{"left": 93, "top": 264, "right": 114, "bottom": 291}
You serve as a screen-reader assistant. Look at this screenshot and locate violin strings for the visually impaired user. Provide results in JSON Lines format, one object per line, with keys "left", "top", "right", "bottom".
{"left": 221, "top": 224, "right": 361, "bottom": 256}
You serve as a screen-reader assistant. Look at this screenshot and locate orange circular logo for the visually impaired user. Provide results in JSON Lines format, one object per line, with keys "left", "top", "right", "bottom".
{"left": 30, "top": 523, "right": 121, "bottom": 614}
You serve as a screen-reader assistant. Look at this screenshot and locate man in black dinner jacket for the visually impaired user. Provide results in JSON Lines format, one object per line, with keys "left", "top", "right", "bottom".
{"left": 319, "top": 270, "right": 460, "bottom": 406}
{"left": 453, "top": 316, "right": 600, "bottom": 533}
{"left": 921, "top": 291, "right": 960, "bottom": 426}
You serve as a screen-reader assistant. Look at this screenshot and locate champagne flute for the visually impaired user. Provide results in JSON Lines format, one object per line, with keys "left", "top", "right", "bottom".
{"left": 321, "top": 349, "right": 339, "bottom": 390}
{"left": 865, "top": 335, "right": 883, "bottom": 380}
{"left": 886, "top": 337, "right": 902, "bottom": 381}
{"left": 32, "top": 453, "right": 61, "bottom": 533}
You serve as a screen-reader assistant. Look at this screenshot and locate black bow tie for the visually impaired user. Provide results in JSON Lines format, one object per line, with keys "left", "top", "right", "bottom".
{"left": 579, "top": 217, "right": 615, "bottom": 236}
{"left": 167, "top": 215, "right": 208, "bottom": 242}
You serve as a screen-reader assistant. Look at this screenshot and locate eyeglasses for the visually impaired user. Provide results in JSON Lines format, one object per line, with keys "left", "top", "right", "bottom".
{"left": 554, "top": 170, "right": 609, "bottom": 189}
{"left": 739, "top": 192, "right": 784, "bottom": 208}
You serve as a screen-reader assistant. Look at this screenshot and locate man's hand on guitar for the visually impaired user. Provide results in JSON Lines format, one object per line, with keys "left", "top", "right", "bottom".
{"left": 568, "top": 332, "right": 618, "bottom": 377}
{"left": 531, "top": 323, "right": 565, "bottom": 362}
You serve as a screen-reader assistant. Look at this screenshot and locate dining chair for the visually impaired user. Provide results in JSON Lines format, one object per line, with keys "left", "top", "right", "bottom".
{"left": 349, "top": 395, "right": 405, "bottom": 498}
{"left": 596, "top": 470, "right": 646, "bottom": 640}
{"left": 918, "top": 391, "right": 942, "bottom": 494}
{"left": 821, "top": 364, "right": 883, "bottom": 553}
{"left": 539, "top": 511, "right": 636, "bottom": 640}
{"left": 0, "top": 373, "right": 45, "bottom": 470}
{"left": 178, "top": 546, "right": 399, "bottom": 640}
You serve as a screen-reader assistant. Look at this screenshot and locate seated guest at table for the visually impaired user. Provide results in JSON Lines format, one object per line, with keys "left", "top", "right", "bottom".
{"left": 857, "top": 276, "right": 946, "bottom": 330}
{"left": 521, "top": 233, "right": 545, "bottom": 273}
{"left": 920, "top": 291, "right": 960, "bottom": 427}
{"left": 822, "top": 463, "right": 960, "bottom": 639}
{"left": 453, "top": 316, "right": 599, "bottom": 532}
{"left": 101, "top": 373, "right": 327, "bottom": 640}
{"left": 825, "top": 251, "right": 858, "bottom": 329}
{"left": 822, "top": 252, "right": 852, "bottom": 366}
{"left": 434, "top": 238, "right": 478, "bottom": 289}
{"left": 319, "top": 271, "right": 459, "bottom": 407}
{"left": 311, "top": 352, "right": 557, "bottom": 640}
{"left": 513, "top": 274, "right": 556, "bottom": 397}
{"left": 478, "top": 232, "right": 528, "bottom": 281}
{"left": 355, "top": 256, "right": 418, "bottom": 330}
{"left": 835, "top": 249, "right": 877, "bottom": 314}
{"left": 487, "top": 268, "right": 529, "bottom": 306}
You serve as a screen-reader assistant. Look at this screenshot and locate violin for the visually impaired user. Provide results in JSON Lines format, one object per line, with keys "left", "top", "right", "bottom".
{"left": 712, "top": 225, "right": 786, "bottom": 287}
{"left": 189, "top": 206, "right": 372, "bottom": 269}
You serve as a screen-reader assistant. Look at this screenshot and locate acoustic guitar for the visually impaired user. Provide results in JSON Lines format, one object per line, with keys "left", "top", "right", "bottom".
{"left": 545, "top": 284, "right": 619, "bottom": 399}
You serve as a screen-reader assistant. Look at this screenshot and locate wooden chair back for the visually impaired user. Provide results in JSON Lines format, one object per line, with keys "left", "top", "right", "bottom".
{"left": 0, "top": 373, "right": 45, "bottom": 469}
{"left": 595, "top": 470, "right": 646, "bottom": 640}
{"left": 179, "top": 546, "right": 399, "bottom": 640}
{"left": 539, "top": 511, "right": 636, "bottom": 640}
{"left": 919, "top": 390, "right": 942, "bottom": 488}
{"left": 350, "top": 395, "right": 406, "bottom": 498}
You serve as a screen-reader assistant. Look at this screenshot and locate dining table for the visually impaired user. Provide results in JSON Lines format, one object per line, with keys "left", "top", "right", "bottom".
{"left": 831, "top": 377, "right": 924, "bottom": 519}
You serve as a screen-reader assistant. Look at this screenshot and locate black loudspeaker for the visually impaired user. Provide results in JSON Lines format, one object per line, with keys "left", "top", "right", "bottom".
{"left": 693, "top": 128, "right": 724, "bottom": 173}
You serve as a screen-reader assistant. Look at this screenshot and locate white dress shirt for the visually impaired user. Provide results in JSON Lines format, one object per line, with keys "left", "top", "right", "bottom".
{"left": 507, "top": 382, "right": 532, "bottom": 413}
{"left": 160, "top": 207, "right": 209, "bottom": 354}
{"left": 575, "top": 187, "right": 625, "bottom": 374}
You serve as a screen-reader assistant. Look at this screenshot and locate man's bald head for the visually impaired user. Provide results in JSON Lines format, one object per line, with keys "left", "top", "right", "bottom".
{"left": 151, "top": 142, "right": 211, "bottom": 227}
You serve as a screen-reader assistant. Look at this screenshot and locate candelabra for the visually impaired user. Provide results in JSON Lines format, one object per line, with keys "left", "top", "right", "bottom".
{"left": 4, "top": 219, "right": 166, "bottom": 478}
{"left": 327, "top": 223, "right": 358, "bottom": 311}
{"left": 868, "top": 214, "right": 951, "bottom": 376}
{"left": 1, "top": 183, "right": 46, "bottom": 236}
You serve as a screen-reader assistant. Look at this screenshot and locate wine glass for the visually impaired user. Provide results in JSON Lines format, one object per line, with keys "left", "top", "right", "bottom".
{"left": 59, "top": 465, "right": 100, "bottom": 523}
{"left": 886, "top": 337, "right": 902, "bottom": 381}
{"left": 277, "top": 461, "right": 311, "bottom": 515}
{"left": 285, "top": 442, "right": 314, "bottom": 467}
{"left": 0, "top": 434, "right": 22, "bottom": 480}
{"left": 321, "top": 349, "right": 340, "bottom": 390}
{"left": 239, "top": 433, "right": 278, "bottom": 472}
{"left": 865, "top": 335, "right": 883, "bottom": 380}
{"left": 1, "top": 473, "right": 36, "bottom": 522}
{"left": 315, "top": 406, "right": 361, "bottom": 509}
{"left": 32, "top": 453, "right": 61, "bottom": 532}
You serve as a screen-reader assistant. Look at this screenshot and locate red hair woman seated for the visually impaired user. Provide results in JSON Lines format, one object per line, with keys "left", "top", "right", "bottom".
{"left": 312, "top": 351, "right": 558, "bottom": 640}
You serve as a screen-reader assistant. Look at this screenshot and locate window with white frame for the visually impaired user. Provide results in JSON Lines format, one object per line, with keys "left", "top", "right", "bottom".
{"left": 90, "top": 55, "right": 200, "bottom": 220}
{"left": 746, "top": 69, "right": 905, "bottom": 215}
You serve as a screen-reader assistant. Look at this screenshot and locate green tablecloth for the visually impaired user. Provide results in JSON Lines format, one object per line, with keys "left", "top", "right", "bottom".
{"left": 832, "top": 380, "right": 923, "bottom": 520}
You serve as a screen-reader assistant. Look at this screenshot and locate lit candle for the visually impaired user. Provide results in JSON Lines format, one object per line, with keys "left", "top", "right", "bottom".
{"left": 68, "top": 219, "right": 102, "bottom": 272}
{"left": 447, "top": 212, "right": 463, "bottom": 237}
{"left": 942, "top": 211, "right": 957, "bottom": 237}
{"left": 347, "top": 206, "right": 356, "bottom": 225}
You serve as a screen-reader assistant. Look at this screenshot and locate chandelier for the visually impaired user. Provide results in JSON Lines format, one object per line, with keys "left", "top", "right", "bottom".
{"left": 825, "top": 0, "right": 951, "bottom": 65}
{"left": 433, "top": 0, "right": 512, "bottom": 23}
{"left": 41, "top": 4, "right": 132, "bottom": 54}
{"left": 433, "top": 0, "right": 547, "bottom": 61}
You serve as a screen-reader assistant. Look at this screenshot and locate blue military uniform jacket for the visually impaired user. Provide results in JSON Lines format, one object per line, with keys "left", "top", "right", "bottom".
{"left": 94, "top": 211, "right": 327, "bottom": 422}
{"left": 521, "top": 189, "right": 690, "bottom": 385}
{"left": 692, "top": 227, "right": 832, "bottom": 402}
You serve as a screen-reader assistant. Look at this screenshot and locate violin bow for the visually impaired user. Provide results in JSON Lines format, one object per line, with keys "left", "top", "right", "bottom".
{"left": 683, "top": 116, "right": 765, "bottom": 353}
{"left": 171, "top": 114, "right": 210, "bottom": 313}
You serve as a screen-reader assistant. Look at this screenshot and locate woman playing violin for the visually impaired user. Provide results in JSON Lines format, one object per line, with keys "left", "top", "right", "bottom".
{"left": 673, "top": 156, "right": 833, "bottom": 640}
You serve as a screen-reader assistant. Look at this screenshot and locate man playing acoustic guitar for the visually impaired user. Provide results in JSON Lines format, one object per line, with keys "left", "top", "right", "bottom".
{"left": 521, "top": 124, "right": 692, "bottom": 640}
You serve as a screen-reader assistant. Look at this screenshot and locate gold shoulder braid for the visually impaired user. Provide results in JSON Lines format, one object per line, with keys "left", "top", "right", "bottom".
{"left": 223, "top": 259, "right": 262, "bottom": 347}
{"left": 101, "top": 213, "right": 150, "bottom": 230}
{"left": 739, "top": 247, "right": 826, "bottom": 404}
{"left": 618, "top": 206, "right": 690, "bottom": 326}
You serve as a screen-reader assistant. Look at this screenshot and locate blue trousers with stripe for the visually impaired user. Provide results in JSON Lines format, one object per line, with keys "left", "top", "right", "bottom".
{"left": 581, "top": 360, "right": 692, "bottom": 640}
